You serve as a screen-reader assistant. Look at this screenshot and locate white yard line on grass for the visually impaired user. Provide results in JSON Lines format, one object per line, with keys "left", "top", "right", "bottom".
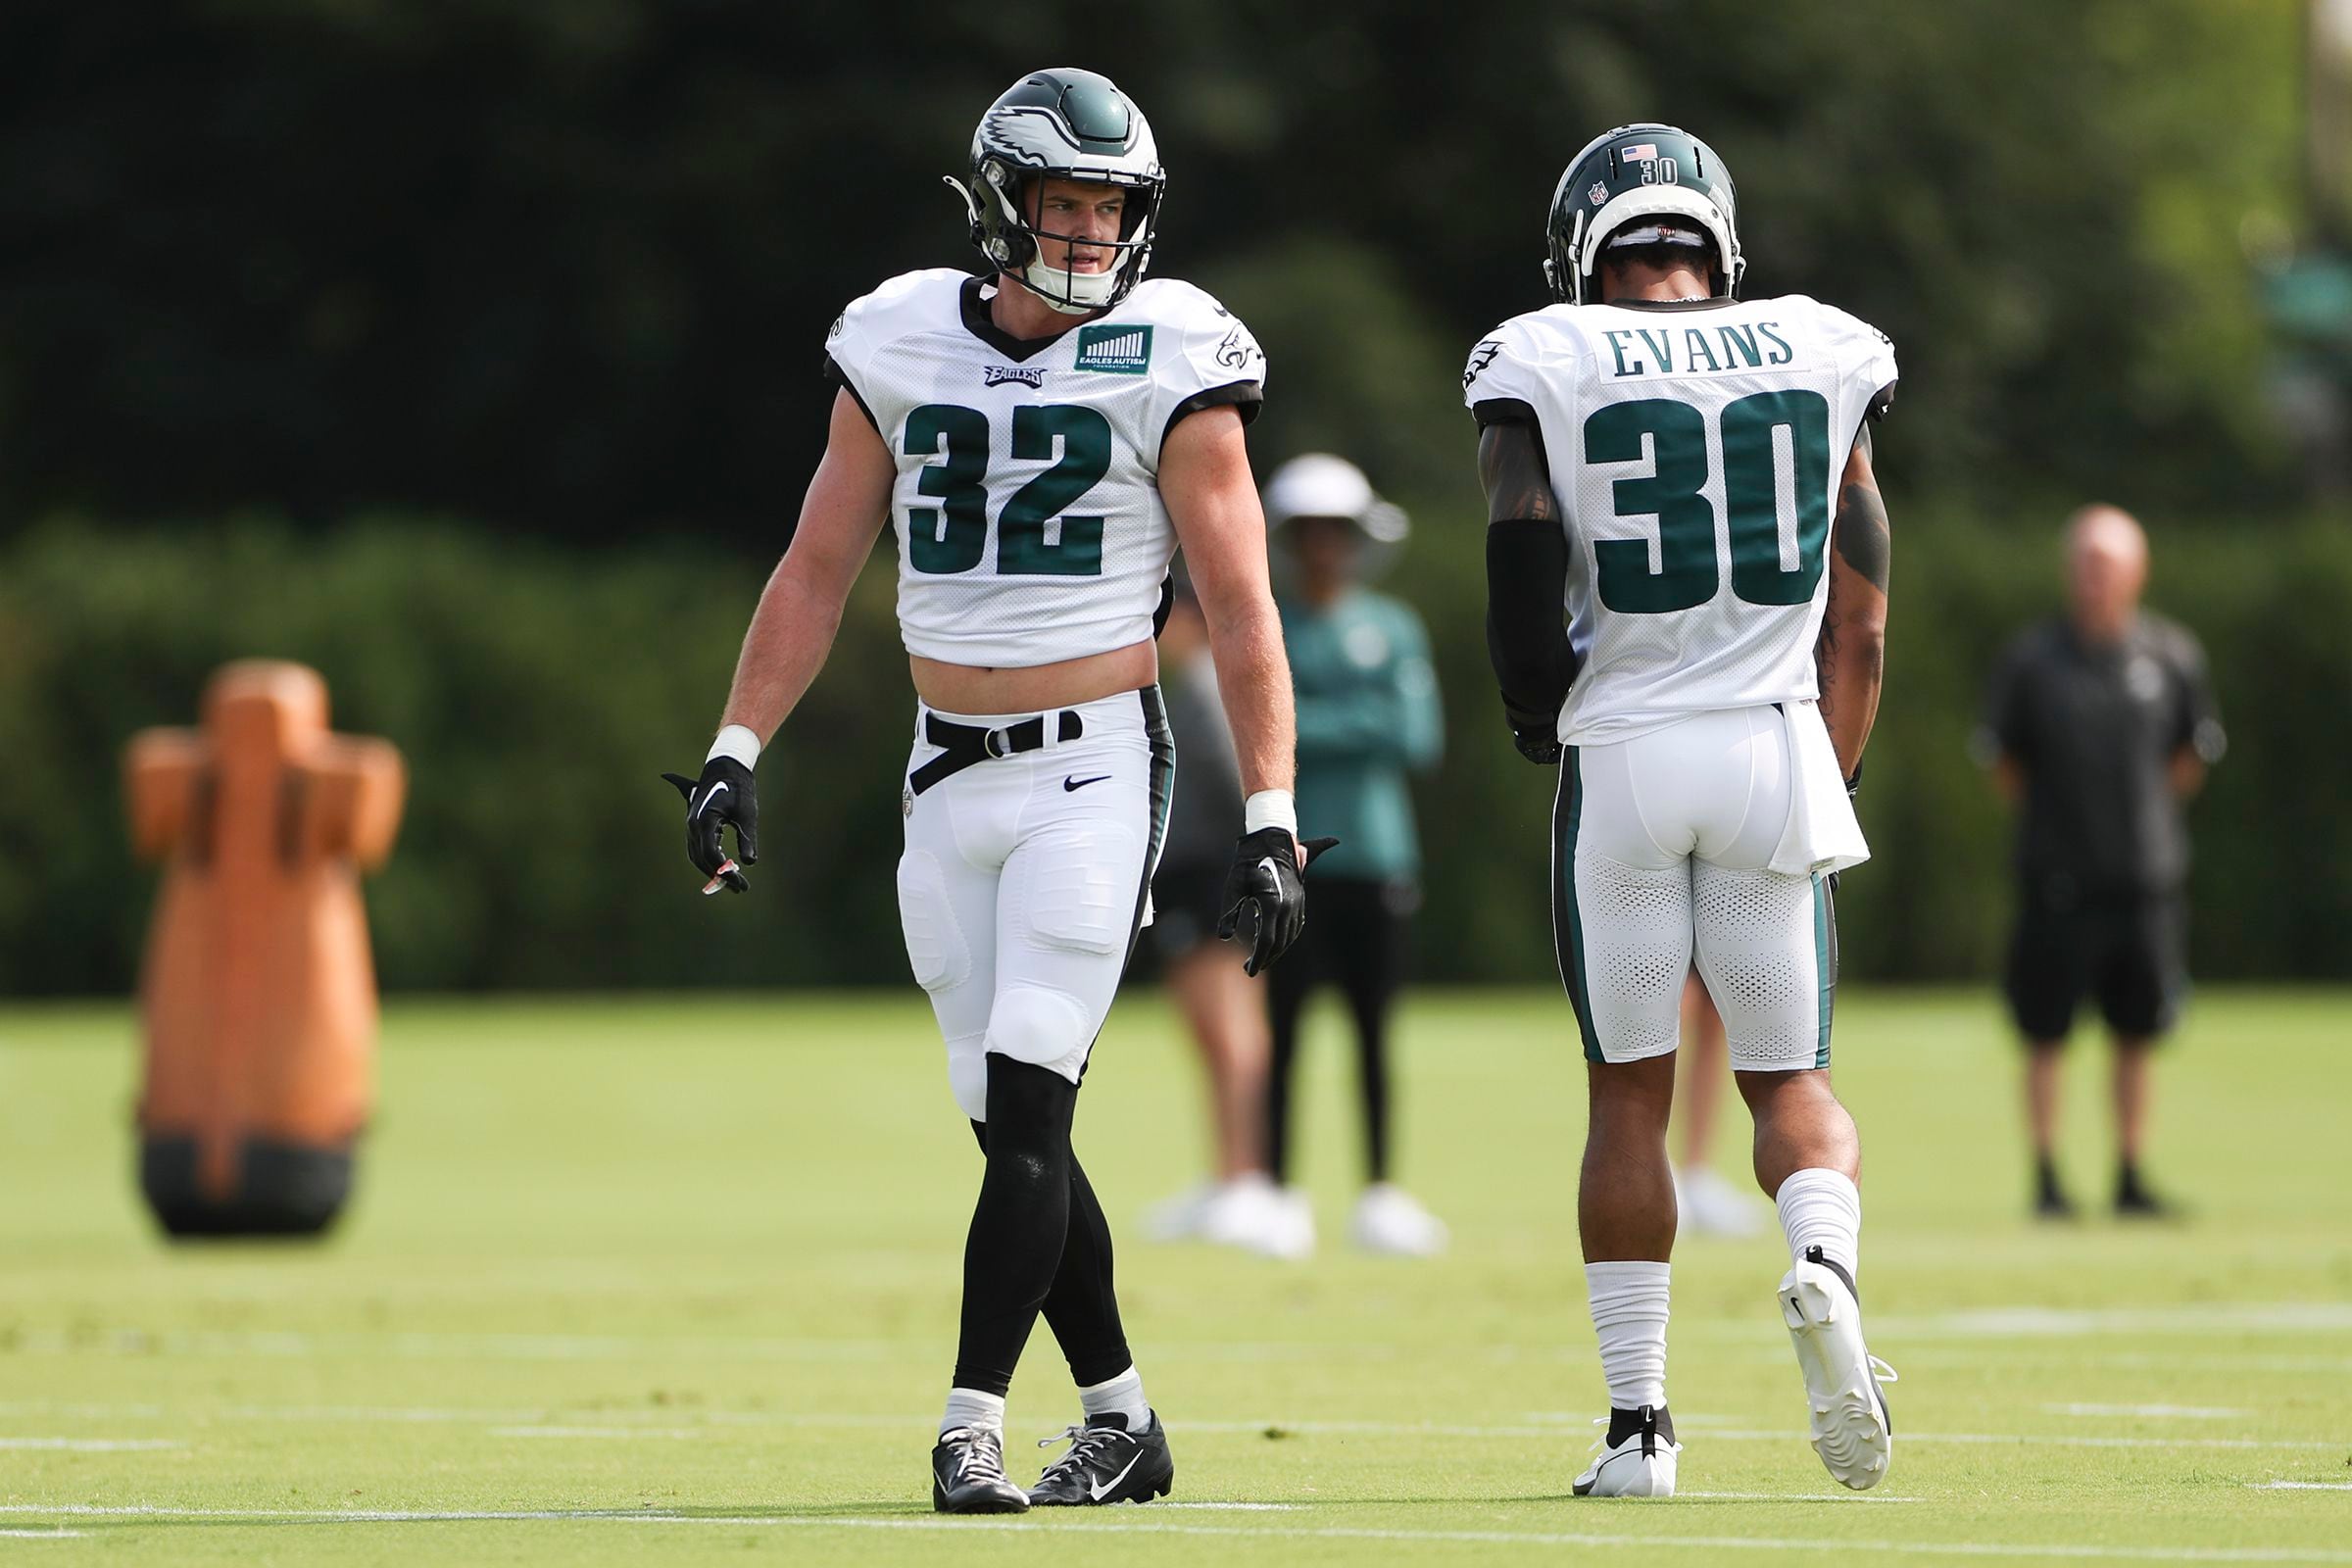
{"left": 2044, "top": 1404, "right": 2253, "bottom": 1420}
{"left": 0, "top": 1439, "right": 183, "bottom": 1452}
{"left": 4, "top": 1400, "right": 2339, "bottom": 1452}
{"left": 490, "top": 1426, "right": 703, "bottom": 1441}
{"left": 1871, "top": 1303, "right": 2352, "bottom": 1340}
{"left": 2253, "top": 1482, "right": 2352, "bottom": 1492}
{"left": 0, "top": 1504, "right": 2344, "bottom": 1561}
{"left": 13, "top": 1304, "right": 2350, "bottom": 1368}
{"left": 0, "top": 1530, "right": 86, "bottom": 1539}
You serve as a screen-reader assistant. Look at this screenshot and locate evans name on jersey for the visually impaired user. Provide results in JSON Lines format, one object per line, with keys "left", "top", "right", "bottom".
{"left": 1464, "top": 294, "right": 1895, "bottom": 748}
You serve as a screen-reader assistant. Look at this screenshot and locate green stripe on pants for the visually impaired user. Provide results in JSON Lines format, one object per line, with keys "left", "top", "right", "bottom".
{"left": 1812, "top": 871, "right": 1836, "bottom": 1068}
{"left": 1554, "top": 748, "right": 1602, "bottom": 1063}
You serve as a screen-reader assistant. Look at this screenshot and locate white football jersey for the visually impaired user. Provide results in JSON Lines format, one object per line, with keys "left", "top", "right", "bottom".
{"left": 1462, "top": 295, "right": 1895, "bottom": 746}
{"left": 825, "top": 270, "right": 1267, "bottom": 668}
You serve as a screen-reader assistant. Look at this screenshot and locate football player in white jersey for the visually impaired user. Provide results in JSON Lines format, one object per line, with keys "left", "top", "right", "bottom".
{"left": 1465, "top": 123, "right": 1897, "bottom": 1497}
{"left": 665, "top": 69, "right": 1326, "bottom": 1513}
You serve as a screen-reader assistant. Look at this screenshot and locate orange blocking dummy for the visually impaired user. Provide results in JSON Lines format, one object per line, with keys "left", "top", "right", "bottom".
{"left": 125, "top": 661, "right": 406, "bottom": 1237}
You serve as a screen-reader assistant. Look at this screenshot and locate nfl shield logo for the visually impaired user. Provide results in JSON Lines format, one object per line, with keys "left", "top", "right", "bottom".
{"left": 1588, "top": 181, "right": 1608, "bottom": 206}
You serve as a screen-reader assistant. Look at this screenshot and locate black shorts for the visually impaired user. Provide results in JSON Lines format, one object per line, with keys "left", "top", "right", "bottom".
{"left": 2004, "top": 889, "right": 2186, "bottom": 1043}
{"left": 1145, "top": 861, "right": 1229, "bottom": 963}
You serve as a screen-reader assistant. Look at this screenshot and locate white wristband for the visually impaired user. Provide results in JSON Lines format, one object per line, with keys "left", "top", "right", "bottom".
{"left": 1243, "top": 789, "right": 1297, "bottom": 839}
{"left": 707, "top": 724, "right": 762, "bottom": 769}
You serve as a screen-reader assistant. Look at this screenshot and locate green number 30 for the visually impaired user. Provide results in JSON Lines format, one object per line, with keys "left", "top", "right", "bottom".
{"left": 903, "top": 403, "right": 1111, "bottom": 577}
{"left": 1583, "top": 390, "right": 1833, "bottom": 613}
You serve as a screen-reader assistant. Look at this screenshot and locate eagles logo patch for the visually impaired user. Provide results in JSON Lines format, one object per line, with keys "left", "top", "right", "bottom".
{"left": 1214, "top": 325, "right": 1261, "bottom": 370}
{"left": 827, "top": 313, "right": 846, "bottom": 340}
{"left": 1463, "top": 339, "right": 1503, "bottom": 390}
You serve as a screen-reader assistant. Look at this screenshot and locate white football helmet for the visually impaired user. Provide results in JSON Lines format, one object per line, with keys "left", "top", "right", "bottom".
{"left": 948, "top": 68, "right": 1164, "bottom": 316}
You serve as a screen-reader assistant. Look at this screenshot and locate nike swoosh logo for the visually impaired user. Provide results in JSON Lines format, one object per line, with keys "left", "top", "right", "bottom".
{"left": 694, "top": 781, "right": 728, "bottom": 818}
{"left": 1089, "top": 1448, "right": 1145, "bottom": 1501}
{"left": 1063, "top": 774, "right": 1112, "bottom": 793}
{"left": 1256, "top": 855, "right": 1282, "bottom": 886}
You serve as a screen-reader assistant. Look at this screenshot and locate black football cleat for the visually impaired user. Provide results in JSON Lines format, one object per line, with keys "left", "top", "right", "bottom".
{"left": 932, "top": 1426, "right": 1030, "bottom": 1514}
{"left": 1028, "top": 1411, "right": 1175, "bottom": 1506}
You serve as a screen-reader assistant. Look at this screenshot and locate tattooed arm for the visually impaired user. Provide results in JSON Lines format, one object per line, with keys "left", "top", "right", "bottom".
{"left": 1815, "top": 423, "right": 1889, "bottom": 780}
{"left": 1478, "top": 416, "right": 1576, "bottom": 762}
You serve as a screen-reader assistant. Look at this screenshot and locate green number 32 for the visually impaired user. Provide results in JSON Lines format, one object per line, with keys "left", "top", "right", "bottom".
{"left": 903, "top": 403, "right": 1112, "bottom": 576}
{"left": 1583, "top": 390, "right": 1833, "bottom": 613}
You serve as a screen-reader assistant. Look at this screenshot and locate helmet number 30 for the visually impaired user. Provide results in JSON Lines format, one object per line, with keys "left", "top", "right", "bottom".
{"left": 1637, "top": 157, "right": 1680, "bottom": 186}
{"left": 904, "top": 403, "right": 1113, "bottom": 577}
{"left": 1585, "top": 390, "right": 1833, "bottom": 613}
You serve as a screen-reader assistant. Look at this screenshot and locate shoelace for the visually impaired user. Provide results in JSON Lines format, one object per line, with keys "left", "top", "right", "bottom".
{"left": 944, "top": 1427, "right": 1010, "bottom": 1485}
{"left": 1869, "top": 1355, "right": 1899, "bottom": 1386}
{"left": 1036, "top": 1422, "right": 1126, "bottom": 1481}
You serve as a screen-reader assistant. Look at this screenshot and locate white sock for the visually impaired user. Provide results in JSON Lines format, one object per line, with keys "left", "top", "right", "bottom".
{"left": 1585, "top": 1260, "right": 1670, "bottom": 1410}
{"left": 1078, "top": 1365, "right": 1151, "bottom": 1430}
{"left": 1776, "top": 1167, "right": 1863, "bottom": 1284}
{"left": 940, "top": 1387, "right": 1005, "bottom": 1439}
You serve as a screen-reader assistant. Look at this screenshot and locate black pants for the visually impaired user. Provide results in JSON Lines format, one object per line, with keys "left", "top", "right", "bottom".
{"left": 2006, "top": 887, "right": 2186, "bottom": 1043}
{"left": 1266, "top": 876, "right": 1416, "bottom": 1185}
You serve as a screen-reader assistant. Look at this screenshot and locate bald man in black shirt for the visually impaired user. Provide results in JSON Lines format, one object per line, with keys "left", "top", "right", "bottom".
{"left": 1980, "top": 506, "right": 2225, "bottom": 1220}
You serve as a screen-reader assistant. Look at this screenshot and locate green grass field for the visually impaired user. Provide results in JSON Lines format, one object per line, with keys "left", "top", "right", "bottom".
{"left": 2, "top": 988, "right": 2348, "bottom": 1565}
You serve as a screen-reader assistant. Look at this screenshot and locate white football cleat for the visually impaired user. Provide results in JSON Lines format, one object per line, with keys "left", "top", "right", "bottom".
{"left": 1778, "top": 1246, "right": 1896, "bottom": 1490}
{"left": 1675, "top": 1165, "right": 1767, "bottom": 1238}
{"left": 1350, "top": 1183, "right": 1449, "bottom": 1256}
{"left": 1198, "top": 1174, "right": 1289, "bottom": 1257}
{"left": 1572, "top": 1407, "right": 1679, "bottom": 1497}
{"left": 1260, "top": 1186, "right": 1316, "bottom": 1260}
{"left": 1141, "top": 1181, "right": 1217, "bottom": 1243}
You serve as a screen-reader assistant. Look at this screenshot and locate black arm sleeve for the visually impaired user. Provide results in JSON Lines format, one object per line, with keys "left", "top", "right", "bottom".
{"left": 1486, "top": 517, "right": 1578, "bottom": 745}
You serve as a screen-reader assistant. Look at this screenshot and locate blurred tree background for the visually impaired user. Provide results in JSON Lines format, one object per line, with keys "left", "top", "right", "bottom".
{"left": 0, "top": 0, "right": 2341, "bottom": 994}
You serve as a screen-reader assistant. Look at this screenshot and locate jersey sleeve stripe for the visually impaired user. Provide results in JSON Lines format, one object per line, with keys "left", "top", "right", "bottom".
{"left": 1472, "top": 396, "right": 1540, "bottom": 429}
{"left": 821, "top": 354, "right": 883, "bottom": 435}
{"left": 1159, "top": 380, "right": 1263, "bottom": 450}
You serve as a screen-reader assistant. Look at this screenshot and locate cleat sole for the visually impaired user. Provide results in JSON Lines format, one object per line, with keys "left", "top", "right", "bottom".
{"left": 1780, "top": 1263, "right": 1891, "bottom": 1491}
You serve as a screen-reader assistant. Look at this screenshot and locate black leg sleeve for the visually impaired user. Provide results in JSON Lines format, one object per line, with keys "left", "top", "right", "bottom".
{"left": 1039, "top": 1153, "right": 1134, "bottom": 1389}
{"left": 1337, "top": 896, "right": 1404, "bottom": 1186}
{"left": 951, "top": 1057, "right": 1077, "bottom": 1396}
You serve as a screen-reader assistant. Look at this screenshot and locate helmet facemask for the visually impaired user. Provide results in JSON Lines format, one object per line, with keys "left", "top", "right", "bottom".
{"left": 956, "top": 158, "right": 1161, "bottom": 315}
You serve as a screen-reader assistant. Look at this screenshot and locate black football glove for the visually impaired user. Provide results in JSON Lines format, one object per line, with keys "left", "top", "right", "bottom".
{"left": 1502, "top": 696, "right": 1563, "bottom": 765}
{"left": 662, "top": 758, "right": 758, "bottom": 894}
{"left": 1216, "top": 828, "right": 1340, "bottom": 977}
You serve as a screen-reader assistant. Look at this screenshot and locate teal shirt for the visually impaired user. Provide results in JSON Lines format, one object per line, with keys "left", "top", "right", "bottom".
{"left": 1280, "top": 590, "right": 1444, "bottom": 881}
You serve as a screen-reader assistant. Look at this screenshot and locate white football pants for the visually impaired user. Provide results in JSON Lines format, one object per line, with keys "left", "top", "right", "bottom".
{"left": 1553, "top": 705, "right": 1836, "bottom": 1072}
{"left": 897, "top": 688, "right": 1175, "bottom": 1122}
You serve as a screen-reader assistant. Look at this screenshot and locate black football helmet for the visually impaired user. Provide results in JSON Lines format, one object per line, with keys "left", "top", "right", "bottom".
{"left": 1544, "top": 122, "right": 1745, "bottom": 305}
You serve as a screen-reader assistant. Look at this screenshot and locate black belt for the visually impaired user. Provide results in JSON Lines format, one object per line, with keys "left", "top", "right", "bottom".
{"left": 909, "top": 710, "right": 1085, "bottom": 796}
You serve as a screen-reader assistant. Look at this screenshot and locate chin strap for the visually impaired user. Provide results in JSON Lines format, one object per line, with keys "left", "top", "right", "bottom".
{"left": 943, "top": 175, "right": 985, "bottom": 247}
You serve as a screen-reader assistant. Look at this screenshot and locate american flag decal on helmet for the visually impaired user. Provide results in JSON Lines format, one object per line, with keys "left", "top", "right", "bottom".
{"left": 1620, "top": 143, "right": 1658, "bottom": 163}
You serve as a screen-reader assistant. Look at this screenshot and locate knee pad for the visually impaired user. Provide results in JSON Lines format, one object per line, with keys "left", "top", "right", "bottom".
{"left": 946, "top": 1036, "right": 990, "bottom": 1122}
{"left": 983, "top": 985, "right": 1093, "bottom": 1083}
{"left": 898, "top": 851, "right": 971, "bottom": 993}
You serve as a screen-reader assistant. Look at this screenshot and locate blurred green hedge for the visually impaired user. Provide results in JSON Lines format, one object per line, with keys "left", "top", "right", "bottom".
{"left": 0, "top": 514, "right": 2337, "bottom": 995}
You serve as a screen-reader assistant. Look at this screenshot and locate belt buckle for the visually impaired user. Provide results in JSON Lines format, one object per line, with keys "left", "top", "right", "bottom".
{"left": 983, "top": 725, "right": 1013, "bottom": 760}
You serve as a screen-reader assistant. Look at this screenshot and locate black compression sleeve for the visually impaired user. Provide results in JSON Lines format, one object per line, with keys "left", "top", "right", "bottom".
{"left": 1486, "top": 517, "right": 1577, "bottom": 726}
